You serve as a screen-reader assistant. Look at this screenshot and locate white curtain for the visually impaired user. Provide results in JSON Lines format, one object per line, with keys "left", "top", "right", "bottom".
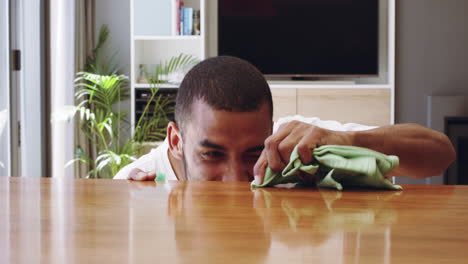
{"left": 50, "top": 0, "right": 76, "bottom": 178}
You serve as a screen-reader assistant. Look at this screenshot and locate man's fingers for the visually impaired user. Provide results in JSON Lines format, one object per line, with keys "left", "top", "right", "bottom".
{"left": 277, "top": 135, "right": 302, "bottom": 165}
{"left": 264, "top": 136, "right": 286, "bottom": 172}
{"left": 138, "top": 172, "right": 157, "bottom": 181}
{"left": 262, "top": 122, "right": 295, "bottom": 172}
{"left": 295, "top": 127, "right": 325, "bottom": 164}
{"left": 297, "top": 142, "right": 314, "bottom": 165}
{"left": 128, "top": 168, "right": 156, "bottom": 181}
{"left": 253, "top": 149, "right": 268, "bottom": 185}
{"left": 128, "top": 168, "right": 143, "bottom": 180}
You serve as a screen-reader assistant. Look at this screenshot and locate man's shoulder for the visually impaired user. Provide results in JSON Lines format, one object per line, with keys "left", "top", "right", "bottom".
{"left": 113, "top": 140, "right": 169, "bottom": 179}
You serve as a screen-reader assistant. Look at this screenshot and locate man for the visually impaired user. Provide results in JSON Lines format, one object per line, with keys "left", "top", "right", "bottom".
{"left": 114, "top": 56, "right": 455, "bottom": 184}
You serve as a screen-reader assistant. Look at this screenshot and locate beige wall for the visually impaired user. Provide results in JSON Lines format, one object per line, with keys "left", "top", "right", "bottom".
{"left": 395, "top": 0, "right": 468, "bottom": 184}
{"left": 396, "top": 0, "right": 468, "bottom": 125}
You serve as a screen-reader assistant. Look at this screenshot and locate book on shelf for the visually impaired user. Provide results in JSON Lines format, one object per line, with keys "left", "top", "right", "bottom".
{"left": 176, "top": 1, "right": 199, "bottom": 36}
{"left": 183, "top": 7, "right": 193, "bottom": 35}
{"left": 176, "top": 0, "right": 182, "bottom": 35}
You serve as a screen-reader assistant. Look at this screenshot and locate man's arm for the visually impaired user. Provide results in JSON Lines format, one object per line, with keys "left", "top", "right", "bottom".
{"left": 253, "top": 121, "right": 455, "bottom": 184}
{"left": 352, "top": 123, "right": 455, "bottom": 178}
{"left": 113, "top": 149, "right": 157, "bottom": 180}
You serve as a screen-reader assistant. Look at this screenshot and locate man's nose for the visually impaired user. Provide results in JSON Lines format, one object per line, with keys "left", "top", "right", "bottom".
{"left": 222, "top": 159, "right": 250, "bottom": 182}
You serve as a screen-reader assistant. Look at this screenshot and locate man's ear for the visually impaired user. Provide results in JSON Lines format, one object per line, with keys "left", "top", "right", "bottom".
{"left": 167, "top": 121, "right": 183, "bottom": 160}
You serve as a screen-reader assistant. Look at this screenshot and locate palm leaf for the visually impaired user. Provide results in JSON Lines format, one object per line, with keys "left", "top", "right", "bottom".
{"left": 148, "top": 53, "right": 199, "bottom": 84}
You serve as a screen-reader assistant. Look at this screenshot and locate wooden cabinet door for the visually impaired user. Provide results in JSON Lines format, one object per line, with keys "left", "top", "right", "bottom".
{"left": 271, "top": 88, "right": 297, "bottom": 122}
{"left": 297, "top": 89, "right": 391, "bottom": 126}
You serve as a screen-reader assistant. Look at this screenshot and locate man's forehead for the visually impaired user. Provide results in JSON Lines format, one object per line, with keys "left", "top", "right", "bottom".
{"left": 181, "top": 100, "right": 272, "bottom": 149}
{"left": 186, "top": 103, "right": 270, "bottom": 135}
{"left": 189, "top": 99, "right": 271, "bottom": 122}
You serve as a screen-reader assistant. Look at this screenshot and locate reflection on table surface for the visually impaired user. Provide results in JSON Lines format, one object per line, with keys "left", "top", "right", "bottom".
{"left": 1, "top": 177, "right": 468, "bottom": 264}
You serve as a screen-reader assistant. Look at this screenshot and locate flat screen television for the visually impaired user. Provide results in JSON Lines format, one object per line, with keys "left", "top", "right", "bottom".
{"left": 218, "top": 0, "right": 379, "bottom": 77}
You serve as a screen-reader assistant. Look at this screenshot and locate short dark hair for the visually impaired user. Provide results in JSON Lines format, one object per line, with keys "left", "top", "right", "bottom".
{"left": 175, "top": 56, "right": 273, "bottom": 131}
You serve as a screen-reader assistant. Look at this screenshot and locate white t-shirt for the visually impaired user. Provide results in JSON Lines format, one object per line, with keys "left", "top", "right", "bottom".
{"left": 113, "top": 139, "right": 178, "bottom": 180}
{"left": 113, "top": 115, "right": 377, "bottom": 180}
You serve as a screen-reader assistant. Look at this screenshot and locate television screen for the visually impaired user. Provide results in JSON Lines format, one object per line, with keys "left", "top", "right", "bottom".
{"left": 218, "top": 0, "right": 379, "bottom": 77}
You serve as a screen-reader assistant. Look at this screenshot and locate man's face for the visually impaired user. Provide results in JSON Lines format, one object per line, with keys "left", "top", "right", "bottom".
{"left": 180, "top": 100, "right": 272, "bottom": 181}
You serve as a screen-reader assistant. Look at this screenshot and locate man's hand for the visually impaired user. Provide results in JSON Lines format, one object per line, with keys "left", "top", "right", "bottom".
{"left": 127, "top": 168, "right": 157, "bottom": 181}
{"left": 253, "top": 121, "right": 353, "bottom": 185}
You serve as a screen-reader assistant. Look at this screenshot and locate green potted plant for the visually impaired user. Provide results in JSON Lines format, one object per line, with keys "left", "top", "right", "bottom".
{"left": 67, "top": 25, "right": 198, "bottom": 178}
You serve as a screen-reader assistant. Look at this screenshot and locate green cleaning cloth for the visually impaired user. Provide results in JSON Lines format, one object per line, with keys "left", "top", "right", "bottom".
{"left": 251, "top": 145, "right": 402, "bottom": 190}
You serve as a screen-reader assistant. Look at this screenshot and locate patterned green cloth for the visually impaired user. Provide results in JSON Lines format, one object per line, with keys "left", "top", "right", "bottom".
{"left": 252, "top": 145, "right": 402, "bottom": 190}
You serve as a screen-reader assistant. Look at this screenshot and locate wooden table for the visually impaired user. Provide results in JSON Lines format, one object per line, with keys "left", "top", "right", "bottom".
{"left": 1, "top": 178, "right": 468, "bottom": 264}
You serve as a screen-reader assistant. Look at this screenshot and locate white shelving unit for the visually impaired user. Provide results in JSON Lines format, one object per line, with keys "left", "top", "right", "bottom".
{"left": 130, "top": 0, "right": 395, "bottom": 131}
{"left": 130, "top": 0, "right": 206, "bottom": 131}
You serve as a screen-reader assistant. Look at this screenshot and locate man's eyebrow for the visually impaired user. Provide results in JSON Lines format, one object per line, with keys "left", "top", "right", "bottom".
{"left": 245, "top": 145, "right": 264, "bottom": 153}
{"left": 199, "top": 140, "right": 226, "bottom": 150}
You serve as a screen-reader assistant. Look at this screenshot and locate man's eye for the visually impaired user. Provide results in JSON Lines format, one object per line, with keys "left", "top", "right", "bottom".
{"left": 245, "top": 153, "right": 261, "bottom": 162}
{"left": 201, "top": 151, "right": 224, "bottom": 160}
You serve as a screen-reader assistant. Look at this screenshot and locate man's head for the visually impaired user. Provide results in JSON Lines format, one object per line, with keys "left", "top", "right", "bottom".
{"left": 168, "top": 56, "right": 273, "bottom": 181}
{"left": 174, "top": 56, "right": 273, "bottom": 130}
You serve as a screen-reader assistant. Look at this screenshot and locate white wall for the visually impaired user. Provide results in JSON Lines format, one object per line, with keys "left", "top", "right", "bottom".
{"left": 395, "top": 0, "right": 468, "bottom": 184}
{"left": 95, "top": 0, "right": 131, "bottom": 78}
